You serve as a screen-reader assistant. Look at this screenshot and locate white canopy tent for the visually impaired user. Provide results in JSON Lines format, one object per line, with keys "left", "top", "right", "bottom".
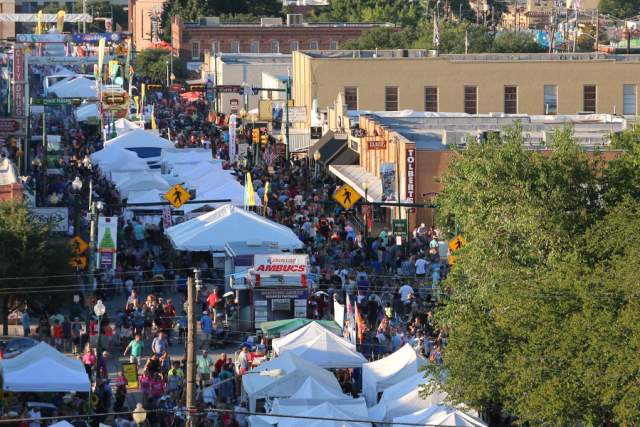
{"left": 75, "top": 102, "right": 100, "bottom": 122}
{"left": 48, "top": 76, "right": 97, "bottom": 98}
{"left": 184, "top": 180, "right": 258, "bottom": 213}
{"left": 280, "top": 402, "right": 371, "bottom": 427}
{"left": 116, "top": 172, "right": 170, "bottom": 198}
{"left": 126, "top": 189, "right": 165, "bottom": 210}
{"left": 161, "top": 149, "right": 214, "bottom": 168}
{"left": 242, "top": 352, "right": 341, "bottom": 412}
{"left": 367, "top": 372, "right": 446, "bottom": 422}
{"left": 394, "top": 405, "right": 487, "bottom": 427}
{"left": 362, "top": 343, "right": 428, "bottom": 406}
{"left": 91, "top": 148, "right": 150, "bottom": 175}
{"left": 103, "top": 128, "right": 174, "bottom": 150}
{"left": 104, "top": 118, "right": 141, "bottom": 136}
{"left": 165, "top": 204, "right": 303, "bottom": 252}
{"left": 272, "top": 322, "right": 366, "bottom": 369}
{"left": 1, "top": 342, "right": 91, "bottom": 392}
{"left": 272, "top": 321, "right": 342, "bottom": 353}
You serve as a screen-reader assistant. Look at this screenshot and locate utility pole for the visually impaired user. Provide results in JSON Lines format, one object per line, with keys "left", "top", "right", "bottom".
{"left": 186, "top": 271, "right": 200, "bottom": 427}
{"left": 82, "top": 0, "right": 87, "bottom": 33}
{"left": 595, "top": 9, "right": 600, "bottom": 54}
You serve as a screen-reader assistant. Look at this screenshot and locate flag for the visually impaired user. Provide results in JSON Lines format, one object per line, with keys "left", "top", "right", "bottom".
{"left": 36, "top": 10, "right": 43, "bottom": 35}
{"left": 354, "top": 301, "right": 366, "bottom": 345}
{"left": 97, "top": 38, "right": 106, "bottom": 80}
{"left": 134, "top": 96, "right": 140, "bottom": 118}
{"left": 263, "top": 181, "right": 270, "bottom": 205}
{"left": 140, "top": 83, "right": 146, "bottom": 120}
{"left": 433, "top": 18, "right": 440, "bottom": 50}
{"left": 244, "top": 172, "right": 256, "bottom": 208}
{"left": 464, "top": 28, "right": 469, "bottom": 54}
{"left": 346, "top": 294, "right": 356, "bottom": 345}
{"left": 151, "top": 105, "right": 157, "bottom": 130}
{"left": 108, "top": 60, "right": 119, "bottom": 81}
{"left": 124, "top": 39, "right": 131, "bottom": 83}
{"left": 56, "top": 10, "right": 65, "bottom": 33}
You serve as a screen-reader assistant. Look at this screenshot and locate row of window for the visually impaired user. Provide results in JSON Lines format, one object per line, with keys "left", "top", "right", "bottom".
{"left": 192, "top": 39, "right": 336, "bottom": 58}
{"left": 344, "top": 85, "right": 639, "bottom": 115}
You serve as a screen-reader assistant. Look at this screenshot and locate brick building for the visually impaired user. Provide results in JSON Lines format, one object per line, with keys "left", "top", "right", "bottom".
{"left": 171, "top": 15, "right": 394, "bottom": 62}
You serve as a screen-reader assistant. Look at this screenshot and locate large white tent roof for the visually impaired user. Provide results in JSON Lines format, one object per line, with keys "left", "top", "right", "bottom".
{"left": 183, "top": 180, "right": 258, "bottom": 213}
{"left": 242, "top": 352, "right": 340, "bottom": 412}
{"left": 75, "top": 102, "right": 99, "bottom": 122}
{"left": 104, "top": 118, "right": 141, "bottom": 136}
{"left": 165, "top": 204, "right": 303, "bottom": 251}
{"left": 362, "top": 343, "right": 428, "bottom": 406}
{"left": 92, "top": 148, "right": 150, "bottom": 175}
{"left": 282, "top": 402, "right": 371, "bottom": 427}
{"left": 273, "top": 322, "right": 366, "bottom": 369}
{"left": 273, "top": 321, "right": 343, "bottom": 353}
{"left": 104, "top": 129, "right": 174, "bottom": 150}
{"left": 126, "top": 189, "right": 165, "bottom": 210}
{"left": 116, "top": 172, "right": 170, "bottom": 198}
{"left": 1, "top": 342, "right": 90, "bottom": 392}
{"left": 367, "top": 372, "right": 446, "bottom": 422}
{"left": 161, "top": 149, "right": 214, "bottom": 167}
{"left": 394, "top": 405, "right": 487, "bottom": 427}
{"left": 48, "top": 76, "right": 97, "bottom": 98}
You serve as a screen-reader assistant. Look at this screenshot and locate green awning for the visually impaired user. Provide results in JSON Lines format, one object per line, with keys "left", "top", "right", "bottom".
{"left": 260, "top": 318, "right": 341, "bottom": 337}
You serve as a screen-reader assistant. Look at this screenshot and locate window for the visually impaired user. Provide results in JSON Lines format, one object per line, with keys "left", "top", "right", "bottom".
{"left": 329, "top": 40, "right": 338, "bottom": 49}
{"left": 504, "top": 86, "right": 517, "bottom": 114}
{"left": 230, "top": 40, "right": 240, "bottom": 54}
{"left": 345, "top": 87, "right": 358, "bottom": 110}
{"left": 290, "top": 40, "right": 299, "bottom": 52}
{"left": 191, "top": 41, "right": 200, "bottom": 60}
{"left": 583, "top": 85, "right": 596, "bottom": 113}
{"left": 309, "top": 40, "right": 319, "bottom": 50}
{"left": 544, "top": 85, "right": 557, "bottom": 115}
{"left": 250, "top": 41, "right": 259, "bottom": 53}
{"left": 623, "top": 84, "right": 636, "bottom": 115}
{"left": 424, "top": 86, "right": 438, "bottom": 112}
{"left": 464, "top": 86, "right": 477, "bottom": 114}
{"left": 385, "top": 86, "right": 399, "bottom": 111}
{"left": 270, "top": 40, "right": 280, "bottom": 53}
{"left": 211, "top": 41, "right": 220, "bottom": 54}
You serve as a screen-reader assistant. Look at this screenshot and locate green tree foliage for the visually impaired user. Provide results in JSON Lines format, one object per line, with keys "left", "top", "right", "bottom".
{"left": 134, "top": 49, "right": 187, "bottom": 83}
{"left": 492, "top": 31, "right": 544, "bottom": 52}
{"left": 599, "top": 0, "right": 640, "bottom": 18}
{"left": 341, "top": 27, "right": 413, "bottom": 49}
{"left": 428, "top": 126, "right": 640, "bottom": 425}
{"left": 309, "top": 0, "right": 425, "bottom": 26}
{"left": 0, "top": 202, "right": 72, "bottom": 335}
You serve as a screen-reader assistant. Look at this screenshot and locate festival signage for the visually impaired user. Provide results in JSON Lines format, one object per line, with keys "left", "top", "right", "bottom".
{"left": 286, "top": 106, "right": 307, "bottom": 124}
{"left": 229, "top": 114, "right": 237, "bottom": 162}
{"left": 12, "top": 47, "right": 25, "bottom": 118}
{"left": 97, "top": 216, "right": 118, "bottom": 270}
{"left": 28, "top": 207, "right": 69, "bottom": 233}
{"left": 406, "top": 148, "right": 416, "bottom": 204}
{"left": 253, "top": 254, "right": 309, "bottom": 275}
{"left": 380, "top": 162, "right": 397, "bottom": 202}
{"left": 367, "top": 139, "right": 386, "bottom": 150}
{"left": 72, "top": 32, "right": 123, "bottom": 43}
{"left": 254, "top": 287, "right": 308, "bottom": 324}
{"left": 0, "top": 119, "right": 21, "bottom": 134}
{"left": 16, "top": 33, "right": 67, "bottom": 43}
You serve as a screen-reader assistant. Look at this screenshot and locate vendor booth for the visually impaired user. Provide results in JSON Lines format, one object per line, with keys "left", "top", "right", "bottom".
{"left": 394, "top": 405, "right": 487, "bottom": 427}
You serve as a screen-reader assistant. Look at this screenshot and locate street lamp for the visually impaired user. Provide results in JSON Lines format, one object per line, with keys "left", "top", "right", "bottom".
{"left": 132, "top": 402, "right": 147, "bottom": 425}
{"left": 313, "top": 151, "right": 321, "bottom": 179}
{"left": 93, "top": 299, "right": 106, "bottom": 378}
{"left": 88, "top": 200, "right": 104, "bottom": 294}
{"left": 72, "top": 177, "right": 83, "bottom": 235}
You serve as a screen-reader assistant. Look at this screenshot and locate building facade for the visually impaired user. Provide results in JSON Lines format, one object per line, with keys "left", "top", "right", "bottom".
{"left": 128, "top": 0, "right": 167, "bottom": 51}
{"left": 171, "top": 15, "right": 394, "bottom": 62}
{"left": 293, "top": 50, "right": 640, "bottom": 126}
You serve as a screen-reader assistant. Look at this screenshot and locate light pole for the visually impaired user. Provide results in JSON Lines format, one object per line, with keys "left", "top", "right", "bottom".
{"left": 72, "top": 176, "right": 83, "bottom": 235}
{"left": 93, "top": 299, "right": 106, "bottom": 378}
{"left": 313, "top": 151, "right": 321, "bottom": 179}
{"left": 88, "top": 200, "right": 104, "bottom": 293}
{"left": 363, "top": 180, "right": 369, "bottom": 241}
{"left": 165, "top": 60, "right": 169, "bottom": 87}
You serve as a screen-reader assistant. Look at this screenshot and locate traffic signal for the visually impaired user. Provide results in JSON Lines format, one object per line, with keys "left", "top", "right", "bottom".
{"left": 252, "top": 128, "right": 259, "bottom": 143}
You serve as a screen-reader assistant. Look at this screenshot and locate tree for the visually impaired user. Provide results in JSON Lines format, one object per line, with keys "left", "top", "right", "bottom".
{"left": 0, "top": 202, "right": 72, "bottom": 335}
{"left": 134, "top": 49, "right": 187, "bottom": 83}
{"left": 492, "top": 31, "right": 544, "bottom": 52}
{"left": 341, "top": 27, "right": 411, "bottom": 49}
{"left": 600, "top": 0, "right": 640, "bottom": 18}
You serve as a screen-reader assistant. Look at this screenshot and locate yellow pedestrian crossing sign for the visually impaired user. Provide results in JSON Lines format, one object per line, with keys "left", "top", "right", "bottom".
{"left": 333, "top": 184, "right": 361, "bottom": 210}
{"left": 448, "top": 235, "right": 466, "bottom": 251}
{"left": 69, "top": 236, "right": 89, "bottom": 255}
{"left": 164, "top": 184, "right": 191, "bottom": 209}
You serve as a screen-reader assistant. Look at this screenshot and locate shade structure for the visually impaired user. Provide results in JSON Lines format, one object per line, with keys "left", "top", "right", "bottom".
{"left": 75, "top": 102, "right": 100, "bottom": 122}
{"left": 362, "top": 343, "right": 428, "bottom": 406}
{"left": 1, "top": 342, "right": 91, "bottom": 392}
{"left": 260, "top": 318, "right": 341, "bottom": 337}
{"left": 242, "top": 352, "right": 340, "bottom": 412}
{"left": 183, "top": 180, "right": 259, "bottom": 213}
{"left": 161, "top": 148, "right": 214, "bottom": 167}
{"left": 394, "top": 405, "right": 487, "bottom": 427}
{"left": 92, "top": 148, "right": 150, "bottom": 175}
{"left": 48, "top": 76, "right": 97, "bottom": 98}
{"left": 103, "top": 129, "right": 174, "bottom": 159}
{"left": 281, "top": 402, "right": 371, "bottom": 427}
{"left": 272, "top": 321, "right": 366, "bottom": 369}
{"left": 104, "top": 118, "right": 141, "bottom": 136}
{"left": 116, "top": 172, "right": 170, "bottom": 198}
{"left": 367, "top": 372, "right": 446, "bottom": 422}
{"left": 165, "top": 204, "right": 304, "bottom": 252}
{"left": 126, "top": 189, "right": 165, "bottom": 210}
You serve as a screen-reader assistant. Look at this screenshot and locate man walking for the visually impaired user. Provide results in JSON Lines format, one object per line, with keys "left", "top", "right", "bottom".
{"left": 123, "top": 334, "right": 144, "bottom": 367}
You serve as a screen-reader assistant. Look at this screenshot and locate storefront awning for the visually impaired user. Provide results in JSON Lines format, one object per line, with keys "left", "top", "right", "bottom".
{"left": 329, "top": 164, "right": 383, "bottom": 202}
{"left": 308, "top": 131, "right": 358, "bottom": 166}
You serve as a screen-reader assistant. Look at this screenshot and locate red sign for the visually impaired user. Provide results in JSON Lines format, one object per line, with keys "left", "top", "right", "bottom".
{"left": 367, "top": 139, "right": 386, "bottom": 150}
{"left": 0, "top": 119, "right": 21, "bottom": 133}
{"left": 253, "top": 254, "right": 309, "bottom": 275}
{"left": 12, "top": 47, "right": 25, "bottom": 118}
{"left": 406, "top": 148, "right": 416, "bottom": 204}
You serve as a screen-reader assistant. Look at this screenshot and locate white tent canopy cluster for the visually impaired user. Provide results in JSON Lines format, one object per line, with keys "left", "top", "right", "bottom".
{"left": 244, "top": 326, "right": 486, "bottom": 427}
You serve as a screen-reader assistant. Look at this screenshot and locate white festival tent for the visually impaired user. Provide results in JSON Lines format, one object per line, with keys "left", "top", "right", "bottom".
{"left": 50, "top": 422, "right": 75, "bottom": 427}
{"left": 272, "top": 321, "right": 341, "bottom": 353}
{"left": 272, "top": 322, "right": 366, "bottom": 369}
{"left": 48, "top": 76, "right": 97, "bottom": 98}
{"left": 253, "top": 401, "right": 372, "bottom": 427}
{"left": 165, "top": 204, "right": 304, "bottom": 252}
{"left": 1, "top": 342, "right": 91, "bottom": 392}
{"left": 362, "top": 343, "right": 428, "bottom": 406}
{"left": 75, "top": 102, "right": 100, "bottom": 122}
{"left": 126, "top": 189, "right": 166, "bottom": 210}
{"left": 242, "top": 352, "right": 341, "bottom": 412}
{"left": 367, "top": 372, "right": 447, "bottom": 422}
{"left": 161, "top": 148, "right": 214, "bottom": 168}
{"left": 184, "top": 180, "right": 257, "bottom": 213}
{"left": 116, "top": 172, "right": 170, "bottom": 198}
{"left": 103, "top": 118, "right": 141, "bottom": 136}
{"left": 91, "top": 148, "right": 150, "bottom": 175}
{"left": 103, "top": 128, "right": 174, "bottom": 151}
{"left": 394, "top": 405, "right": 487, "bottom": 427}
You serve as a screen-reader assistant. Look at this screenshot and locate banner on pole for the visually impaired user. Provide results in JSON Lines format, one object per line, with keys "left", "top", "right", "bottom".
{"left": 97, "top": 216, "right": 118, "bottom": 270}
{"left": 229, "top": 113, "right": 237, "bottom": 162}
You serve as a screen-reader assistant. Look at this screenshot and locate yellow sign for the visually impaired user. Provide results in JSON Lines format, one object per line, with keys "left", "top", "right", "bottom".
{"left": 448, "top": 235, "right": 466, "bottom": 252}
{"left": 122, "top": 362, "right": 139, "bottom": 389}
{"left": 164, "top": 184, "right": 191, "bottom": 209}
{"left": 448, "top": 254, "right": 457, "bottom": 266}
{"left": 69, "top": 256, "right": 87, "bottom": 269}
{"left": 69, "top": 236, "right": 89, "bottom": 255}
{"left": 333, "top": 184, "right": 361, "bottom": 210}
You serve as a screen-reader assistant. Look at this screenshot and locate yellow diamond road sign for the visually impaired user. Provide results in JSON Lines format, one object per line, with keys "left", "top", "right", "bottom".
{"left": 333, "top": 184, "right": 361, "bottom": 210}
{"left": 69, "top": 236, "right": 89, "bottom": 255}
{"left": 448, "top": 235, "right": 466, "bottom": 252}
{"left": 164, "top": 184, "right": 191, "bottom": 209}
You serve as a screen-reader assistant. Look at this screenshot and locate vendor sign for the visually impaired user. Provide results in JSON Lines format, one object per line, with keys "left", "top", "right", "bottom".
{"left": 253, "top": 254, "right": 308, "bottom": 275}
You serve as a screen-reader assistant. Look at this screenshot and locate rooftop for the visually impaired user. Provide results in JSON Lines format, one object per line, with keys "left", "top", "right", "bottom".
{"left": 184, "top": 19, "right": 394, "bottom": 29}
{"left": 356, "top": 111, "right": 627, "bottom": 151}
{"left": 218, "top": 53, "right": 292, "bottom": 65}
{"left": 300, "top": 50, "right": 640, "bottom": 62}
